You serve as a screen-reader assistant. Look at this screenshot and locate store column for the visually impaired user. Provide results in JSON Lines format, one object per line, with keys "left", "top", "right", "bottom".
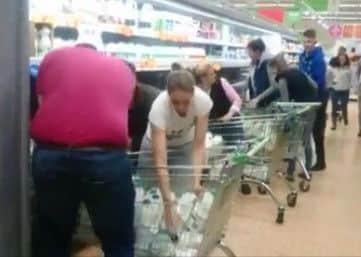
{"left": 0, "top": 0, "right": 30, "bottom": 256}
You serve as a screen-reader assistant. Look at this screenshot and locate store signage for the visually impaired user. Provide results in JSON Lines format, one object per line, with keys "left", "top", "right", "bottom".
{"left": 328, "top": 24, "right": 342, "bottom": 38}
{"left": 257, "top": 7, "right": 284, "bottom": 23}
{"left": 284, "top": 9, "right": 301, "bottom": 26}
{"left": 304, "top": 0, "right": 329, "bottom": 11}
{"left": 343, "top": 24, "right": 354, "bottom": 38}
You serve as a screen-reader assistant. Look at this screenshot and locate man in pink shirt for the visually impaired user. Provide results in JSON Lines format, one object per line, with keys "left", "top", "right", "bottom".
{"left": 31, "top": 44, "right": 136, "bottom": 257}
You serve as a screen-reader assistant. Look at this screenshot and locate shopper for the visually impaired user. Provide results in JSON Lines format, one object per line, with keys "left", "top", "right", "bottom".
{"left": 359, "top": 75, "right": 361, "bottom": 137}
{"left": 31, "top": 45, "right": 136, "bottom": 257}
{"left": 194, "top": 62, "right": 241, "bottom": 121}
{"left": 253, "top": 54, "right": 317, "bottom": 180}
{"left": 138, "top": 70, "right": 213, "bottom": 229}
{"left": 299, "top": 29, "right": 327, "bottom": 171}
{"left": 126, "top": 62, "right": 161, "bottom": 152}
{"left": 326, "top": 57, "right": 339, "bottom": 113}
{"left": 247, "top": 38, "right": 277, "bottom": 107}
{"left": 355, "top": 59, "right": 361, "bottom": 137}
{"left": 330, "top": 53, "right": 352, "bottom": 130}
{"left": 29, "top": 63, "right": 39, "bottom": 118}
{"left": 338, "top": 46, "right": 347, "bottom": 56}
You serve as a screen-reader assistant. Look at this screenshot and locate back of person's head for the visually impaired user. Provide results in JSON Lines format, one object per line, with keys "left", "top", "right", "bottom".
{"left": 269, "top": 53, "right": 288, "bottom": 71}
{"left": 75, "top": 43, "right": 97, "bottom": 50}
{"left": 303, "top": 29, "right": 316, "bottom": 39}
{"left": 351, "top": 47, "right": 356, "bottom": 53}
{"left": 166, "top": 70, "right": 195, "bottom": 94}
{"left": 171, "top": 62, "right": 183, "bottom": 71}
{"left": 247, "top": 38, "right": 266, "bottom": 53}
{"left": 193, "top": 62, "right": 213, "bottom": 81}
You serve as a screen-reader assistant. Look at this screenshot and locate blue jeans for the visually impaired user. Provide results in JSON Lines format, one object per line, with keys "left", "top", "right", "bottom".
{"left": 31, "top": 147, "right": 135, "bottom": 257}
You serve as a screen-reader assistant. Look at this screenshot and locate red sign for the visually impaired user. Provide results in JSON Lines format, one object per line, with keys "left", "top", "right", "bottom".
{"left": 343, "top": 24, "right": 354, "bottom": 38}
{"left": 257, "top": 7, "right": 285, "bottom": 23}
{"left": 355, "top": 25, "right": 361, "bottom": 38}
{"left": 328, "top": 24, "right": 342, "bottom": 38}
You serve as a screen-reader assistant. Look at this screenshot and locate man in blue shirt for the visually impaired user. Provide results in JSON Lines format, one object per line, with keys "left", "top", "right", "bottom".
{"left": 299, "top": 29, "right": 327, "bottom": 172}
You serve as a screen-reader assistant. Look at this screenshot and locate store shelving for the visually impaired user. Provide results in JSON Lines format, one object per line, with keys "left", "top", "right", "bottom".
{"left": 29, "top": 0, "right": 298, "bottom": 72}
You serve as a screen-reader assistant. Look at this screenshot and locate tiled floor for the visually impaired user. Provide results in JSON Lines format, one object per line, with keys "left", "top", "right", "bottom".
{"left": 212, "top": 102, "right": 361, "bottom": 257}
{"left": 74, "top": 102, "right": 361, "bottom": 257}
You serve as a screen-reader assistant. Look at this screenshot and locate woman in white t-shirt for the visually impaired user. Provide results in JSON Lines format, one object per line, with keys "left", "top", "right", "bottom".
{"left": 138, "top": 70, "right": 213, "bottom": 229}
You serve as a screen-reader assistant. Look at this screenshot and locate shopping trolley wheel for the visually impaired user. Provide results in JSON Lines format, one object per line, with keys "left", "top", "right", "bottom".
{"left": 240, "top": 183, "right": 252, "bottom": 195}
{"left": 276, "top": 207, "right": 285, "bottom": 224}
{"left": 287, "top": 193, "right": 298, "bottom": 207}
{"left": 257, "top": 185, "right": 267, "bottom": 195}
{"left": 299, "top": 180, "right": 310, "bottom": 192}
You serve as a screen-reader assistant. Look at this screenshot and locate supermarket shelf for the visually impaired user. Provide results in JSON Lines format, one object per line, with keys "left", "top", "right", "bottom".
{"left": 140, "top": 0, "right": 297, "bottom": 40}
{"left": 37, "top": 20, "right": 248, "bottom": 49}
{"left": 284, "top": 50, "right": 302, "bottom": 55}
{"left": 30, "top": 56, "right": 250, "bottom": 72}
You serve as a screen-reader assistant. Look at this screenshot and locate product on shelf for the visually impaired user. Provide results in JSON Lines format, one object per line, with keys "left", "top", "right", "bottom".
{"left": 138, "top": 3, "right": 155, "bottom": 37}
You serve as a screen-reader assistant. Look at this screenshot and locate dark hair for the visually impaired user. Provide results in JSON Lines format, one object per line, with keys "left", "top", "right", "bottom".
{"left": 303, "top": 29, "right": 316, "bottom": 39}
{"left": 329, "top": 57, "right": 339, "bottom": 68}
{"left": 247, "top": 39, "right": 266, "bottom": 53}
{"left": 124, "top": 61, "right": 142, "bottom": 105}
{"left": 351, "top": 47, "right": 356, "bottom": 53}
{"left": 166, "top": 70, "right": 195, "bottom": 94}
{"left": 338, "top": 53, "right": 350, "bottom": 67}
{"left": 76, "top": 43, "right": 97, "bottom": 50}
{"left": 171, "top": 62, "right": 183, "bottom": 71}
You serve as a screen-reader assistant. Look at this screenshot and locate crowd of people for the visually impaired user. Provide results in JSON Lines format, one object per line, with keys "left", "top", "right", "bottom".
{"left": 29, "top": 28, "right": 361, "bottom": 257}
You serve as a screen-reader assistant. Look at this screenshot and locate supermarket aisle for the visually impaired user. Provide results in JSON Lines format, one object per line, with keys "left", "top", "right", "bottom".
{"left": 215, "top": 102, "right": 361, "bottom": 257}
{"left": 74, "top": 103, "right": 361, "bottom": 257}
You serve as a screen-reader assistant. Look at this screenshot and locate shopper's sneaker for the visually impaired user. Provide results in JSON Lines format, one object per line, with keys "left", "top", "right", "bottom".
{"left": 286, "top": 174, "right": 295, "bottom": 182}
{"left": 311, "top": 163, "right": 326, "bottom": 171}
{"left": 298, "top": 173, "right": 312, "bottom": 180}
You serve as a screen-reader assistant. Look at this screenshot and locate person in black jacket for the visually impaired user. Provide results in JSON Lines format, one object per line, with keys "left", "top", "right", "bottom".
{"left": 126, "top": 62, "right": 160, "bottom": 153}
{"left": 247, "top": 38, "right": 278, "bottom": 107}
{"left": 263, "top": 54, "right": 318, "bottom": 180}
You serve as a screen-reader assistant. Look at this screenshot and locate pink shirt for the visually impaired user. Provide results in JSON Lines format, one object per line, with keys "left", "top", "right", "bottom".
{"left": 220, "top": 78, "right": 242, "bottom": 114}
{"left": 31, "top": 46, "right": 135, "bottom": 147}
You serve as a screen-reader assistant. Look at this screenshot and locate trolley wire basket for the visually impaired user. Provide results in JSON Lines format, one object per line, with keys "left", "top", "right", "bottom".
{"left": 130, "top": 136, "right": 269, "bottom": 257}
{"left": 207, "top": 102, "right": 320, "bottom": 222}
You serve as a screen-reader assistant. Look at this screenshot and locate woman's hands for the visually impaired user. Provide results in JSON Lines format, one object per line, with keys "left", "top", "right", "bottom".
{"left": 163, "top": 201, "right": 182, "bottom": 238}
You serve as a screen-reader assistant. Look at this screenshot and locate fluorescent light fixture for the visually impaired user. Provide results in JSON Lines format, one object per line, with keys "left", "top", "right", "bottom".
{"left": 234, "top": 3, "right": 294, "bottom": 8}
{"left": 339, "top": 4, "right": 361, "bottom": 8}
{"left": 304, "top": 16, "right": 361, "bottom": 21}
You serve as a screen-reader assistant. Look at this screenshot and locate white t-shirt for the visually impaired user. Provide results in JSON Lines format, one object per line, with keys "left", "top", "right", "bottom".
{"left": 146, "top": 87, "right": 213, "bottom": 146}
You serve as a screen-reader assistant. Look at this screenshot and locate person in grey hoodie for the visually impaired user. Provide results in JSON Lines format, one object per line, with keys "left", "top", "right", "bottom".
{"left": 330, "top": 53, "right": 352, "bottom": 130}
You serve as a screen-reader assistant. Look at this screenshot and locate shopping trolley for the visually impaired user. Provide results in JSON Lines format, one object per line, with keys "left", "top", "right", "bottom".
{"left": 208, "top": 111, "right": 289, "bottom": 224}
{"left": 271, "top": 102, "right": 320, "bottom": 193}
{"left": 208, "top": 102, "right": 320, "bottom": 222}
{"left": 130, "top": 136, "right": 270, "bottom": 257}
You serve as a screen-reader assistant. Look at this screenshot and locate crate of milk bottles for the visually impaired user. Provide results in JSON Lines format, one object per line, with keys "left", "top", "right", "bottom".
{"left": 132, "top": 162, "right": 244, "bottom": 257}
